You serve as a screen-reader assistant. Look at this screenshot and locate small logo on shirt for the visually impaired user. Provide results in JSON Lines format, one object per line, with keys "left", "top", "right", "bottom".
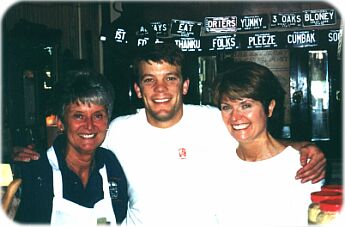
{"left": 108, "top": 180, "right": 118, "bottom": 200}
{"left": 178, "top": 148, "right": 187, "bottom": 159}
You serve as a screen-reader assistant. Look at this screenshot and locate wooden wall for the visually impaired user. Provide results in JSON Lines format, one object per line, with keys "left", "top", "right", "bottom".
{"left": 3, "top": 2, "right": 103, "bottom": 72}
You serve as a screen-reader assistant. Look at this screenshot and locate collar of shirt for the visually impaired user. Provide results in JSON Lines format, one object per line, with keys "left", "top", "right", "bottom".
{"left": 52, "top": 134, "right": 105, "bottom": 207}
{"left": 52, "top": 134, "right": 105, "bottom": 172}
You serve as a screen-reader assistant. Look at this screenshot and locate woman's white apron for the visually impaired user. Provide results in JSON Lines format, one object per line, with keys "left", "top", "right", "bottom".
{"left": 47, "top": 147, "right": 116, "bottom": 225}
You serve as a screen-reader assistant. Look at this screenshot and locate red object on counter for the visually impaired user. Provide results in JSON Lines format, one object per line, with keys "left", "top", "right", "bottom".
{"left": 321, "top": 184, "right": 343, "bottom": 194}
{"left": 310, "top": 191, "right": 342, "bottom": 203}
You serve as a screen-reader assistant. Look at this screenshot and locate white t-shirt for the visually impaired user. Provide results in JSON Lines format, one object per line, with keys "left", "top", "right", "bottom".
{"left": 214, "top": 146, "right": 321, "bottom": 227}
{"left": 102, "top": 104, "right": 236, "bottom": 226}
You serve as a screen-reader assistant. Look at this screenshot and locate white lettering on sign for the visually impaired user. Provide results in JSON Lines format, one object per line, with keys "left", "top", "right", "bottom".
{"left": 207, "top": 18, "right": 236, "bottom": 29}
{"left": 281, "top": 14, "right": 302, "bottom": 23}
{"left": 328, "top": 31, "right": 339, "bottom": 42}
{"left": 171, "top": 19, "right": 201, "bottom": 37}
{"left": 241, "top": 17, "right": 263, "bottom": 28}
{"left": 271, "top": 13, "right": 302, "bottom": 28}
{"left": 212, "top": 37, "right": 236, "bottom": 48}
{"left": 114, "top": 29, "right": 126, "bottom": 40}
{"left": 175, "top": 39, "right": 201, "bottom": 49}
{"left": 178, "top": 23, "right": 194, "bottom": 32}
{"left": 248, "top": 34, "right": 276, "bottom": 46}
{"left": 304, "top": 11, "right": 335, "bottom": 22}
{"left": 151, "top": 23, "right": 168, "bottom": 32}
{"left": 138, "top": 26, "right": 148, "bottom": 34}
{"left": 287, "top": 32, "right": 315, "bottom": 44}
{"left": 137, "top": 37, "right": 149, "bottom": 46}
{"left": 205, "top": 16, "right": 237, "bottom": 32}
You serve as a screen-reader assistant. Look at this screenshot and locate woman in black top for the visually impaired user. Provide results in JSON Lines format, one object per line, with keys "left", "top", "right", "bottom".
{"left": 14, "top": 70, "right": 128, "bottom": 225}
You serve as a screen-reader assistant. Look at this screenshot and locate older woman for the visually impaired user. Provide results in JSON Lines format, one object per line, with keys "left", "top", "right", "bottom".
{"left": 14, "top": 71, "right": 128, "bottom": 225}
{"left": 213, "top": 61, "right": 322, "bottom": 226}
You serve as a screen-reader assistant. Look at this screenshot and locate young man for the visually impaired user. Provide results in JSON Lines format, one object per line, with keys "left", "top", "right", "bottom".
{"left": 14, "top": 43, "right": 326, "bottom": 225}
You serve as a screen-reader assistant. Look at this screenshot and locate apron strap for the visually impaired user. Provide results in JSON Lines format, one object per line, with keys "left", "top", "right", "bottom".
{"left": 97, "top": 164, "right": 117, "bottom": 224}
{"left": 99, "top": 165, "right": 111, "bottom": 199}
{"left": 47, "top": 147, "right": 63, "bottom": 197}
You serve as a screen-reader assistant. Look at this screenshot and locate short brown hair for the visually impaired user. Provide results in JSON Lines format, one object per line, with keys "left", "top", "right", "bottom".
{"left": 132, "top": 43, "right": 188, "bottom": 83}
{"left": 213, "top": 61, "right": 286, "bottom": 137}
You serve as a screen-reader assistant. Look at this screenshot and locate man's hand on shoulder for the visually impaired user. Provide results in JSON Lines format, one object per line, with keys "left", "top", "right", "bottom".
{"left": 295, "top": 143, "right": 326, "bottom": 184}
{"left": 12, "top": 145, "right": 40, "bottom": 162}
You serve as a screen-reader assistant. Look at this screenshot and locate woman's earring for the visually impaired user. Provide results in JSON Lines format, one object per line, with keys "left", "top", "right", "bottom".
{"left": 57, "top": 127, "right": 64, "bottom": 134}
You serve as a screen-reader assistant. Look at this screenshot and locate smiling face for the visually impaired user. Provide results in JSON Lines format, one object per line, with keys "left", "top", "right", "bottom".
{"left": 220, "top": 96, "right": 275, "bottom": 143}
{"left": 57, "top": 102, "right": 109, "bottom": 155}
{"left": 134, "top": 60, "right": 190, "bottom": 128}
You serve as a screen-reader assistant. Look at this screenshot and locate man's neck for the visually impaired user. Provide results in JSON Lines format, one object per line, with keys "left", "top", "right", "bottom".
{"left": 145, "top": 106, "right": 184, "bottom": 129}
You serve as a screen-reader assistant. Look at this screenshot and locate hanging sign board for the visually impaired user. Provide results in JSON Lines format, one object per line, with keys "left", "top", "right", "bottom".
{"left": 174, "top": 37, "right": 202, "bottom": 51}
{"left": 317, "top": 29, "right": 341, "bottom": 46}
{"left": 136, "top": 37, "right": 166, "bottom": 48}
{"left": 170, "top": 19, "right": 202, "bottom": 37}
{"left": 204, "top": 16, "right": 237, "bottom": 33}
{"left": 303, "top": 9, "right": 336, "bottom": 27}
{"left": 316, "top": 29, "right": 341, "bottom": 46}
{"left": 114, "top": 28, "right": 128, "bottom": 44}
{"left": 136, "top": 37, "right": 150, "bottom": 47}
{"left": 237, "top": 15, "right": 268, "bottom": 31}
{"left": 204, "top": 34, "right": 240, "bottom": 51}
{"left": 135, "top": 24, "right": 156, "bottom": 47}
{"left": 154, "top": 38, "right": 165, "bottom": 44}
{"left": 327, "top": 29, "right": 340, "bottom": 44}
{"left": 136, "top": 25, "right": 150, "bottom": 36}
{"left": 286, "top": 30, "right": 318, "bottom": 48}
{"left": 243, "top": 32, "right": 281, "bottom": 49}
{"left": 150, "top": 21, "right": 169, "bottom": 37}
{"left": 270, "top": 12, "right": 302, "bottom": 28}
